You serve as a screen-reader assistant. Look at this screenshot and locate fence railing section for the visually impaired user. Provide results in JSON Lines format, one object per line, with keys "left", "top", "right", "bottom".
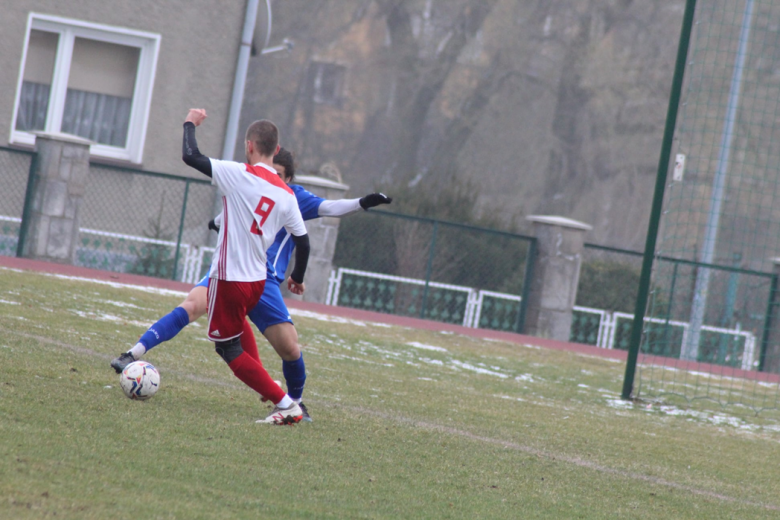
{"left": 332, "top": 210, "right": 535, "bottom": 332}
{"left": 571, "top": 306, "right": 757, "bottom": 370}
{"left": 1, "top": 212, "right": 215, "bottom": 285}
{"left": 326, "top": 267, "right": 524, "bottom": 332}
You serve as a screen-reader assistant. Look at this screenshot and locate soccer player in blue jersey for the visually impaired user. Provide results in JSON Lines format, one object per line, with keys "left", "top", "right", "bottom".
{"left": 110, "top": 148, "right": 392, "bottom": 421}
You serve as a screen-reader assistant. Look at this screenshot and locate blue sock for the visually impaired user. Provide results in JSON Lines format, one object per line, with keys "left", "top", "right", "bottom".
{"left": 138, "top": 307, "right": 190, "bottom": 352}
{"left": 282, "top": 354, "right": 306, "bottom": 401}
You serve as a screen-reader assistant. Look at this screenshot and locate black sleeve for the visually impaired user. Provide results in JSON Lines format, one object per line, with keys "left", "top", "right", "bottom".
{"left": 289, "top": 233, "right": 310, "bottom": 284}
{"left": 182, "top": 122, "right": 212, "bottom": 177}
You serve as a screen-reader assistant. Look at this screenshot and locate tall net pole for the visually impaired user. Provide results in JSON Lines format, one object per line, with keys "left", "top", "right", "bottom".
{"left": 622, "top": 0, "right": 699, "bottom": 400}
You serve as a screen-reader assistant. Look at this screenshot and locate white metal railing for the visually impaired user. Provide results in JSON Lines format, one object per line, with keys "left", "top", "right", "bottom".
{"left": 78, "top": 228, "right": 216, "bottom": 284}
{"left": 573, "top": 306, "right": 757, "bottom": 370}
{"left": 326, "top": 267, "right": 521, "bottom": 329}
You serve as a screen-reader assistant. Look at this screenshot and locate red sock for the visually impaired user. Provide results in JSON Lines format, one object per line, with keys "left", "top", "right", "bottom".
{"left": 240, "top": 319, "right": 261, "bottom": 363}
{"left": 228, "top": 352, "right": 286, "bottom": 404}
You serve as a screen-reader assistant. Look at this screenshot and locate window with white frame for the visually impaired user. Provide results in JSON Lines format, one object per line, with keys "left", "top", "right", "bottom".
{"left": 11, "top": 14, "right": 160, "bottom": 163}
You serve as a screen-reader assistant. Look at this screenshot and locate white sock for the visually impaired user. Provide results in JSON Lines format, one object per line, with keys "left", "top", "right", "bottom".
{"left": 128, "top": 342, "right": 146, "bottom": 360}
{"left": 293, "top": 398, "right": 302, "bottom": 404}
{"left": 277, "top": 394, "right": 294, "bottom": 409}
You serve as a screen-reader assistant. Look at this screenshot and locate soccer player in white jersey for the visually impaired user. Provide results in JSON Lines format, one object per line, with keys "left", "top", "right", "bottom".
{"left": 111, "top": 148, "right": 392, "bottom": 422}
{"left": 181, "top": 108, "right": 308, "bottom": 425}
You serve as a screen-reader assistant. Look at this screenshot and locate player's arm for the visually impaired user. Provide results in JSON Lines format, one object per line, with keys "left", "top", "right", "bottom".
{"left": 317, "top": 193, "right": 393, "bottom": 217}
{"left": 288, "top": 233, "right": 310, "bottom": 293}
{"left": 182, "top": 109, "right": 212, "bottom": 177}
{"left": 285, "top": 203, "right": 310, "bottom": 294}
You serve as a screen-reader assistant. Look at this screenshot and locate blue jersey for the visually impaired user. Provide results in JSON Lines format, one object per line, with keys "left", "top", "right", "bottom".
{"left": 266, "top": 184, "right": 324, "bottom": 283}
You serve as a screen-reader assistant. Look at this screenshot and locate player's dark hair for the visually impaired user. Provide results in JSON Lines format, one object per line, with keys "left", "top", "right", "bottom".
{"left": 274, "top": 147, "right": 295, "bottom": 182}
{"left": 245, "top": 119, "right": 279, "bottom": 157}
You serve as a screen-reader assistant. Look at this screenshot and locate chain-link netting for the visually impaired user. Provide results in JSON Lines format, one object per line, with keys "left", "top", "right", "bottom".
{"left": 330, "top": 210, "right": 534, "bottom": 332}
{"left": 0, "top": 147, "right": 34, "bottom": 257}
{"left": 634, "top": 0, "right": 780, "bottom": 411}
{"left": 77, "top": 165, "right": 215, "bottom": 281}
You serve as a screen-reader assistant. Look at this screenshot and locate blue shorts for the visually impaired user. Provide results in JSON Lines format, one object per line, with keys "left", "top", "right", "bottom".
{"left": 196, "top": 275, "right": 292, "bottom": 334}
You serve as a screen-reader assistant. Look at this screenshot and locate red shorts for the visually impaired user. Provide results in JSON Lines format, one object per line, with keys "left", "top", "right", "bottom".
{"left": 207, "top": 278, "right": 265, "bottom": 341}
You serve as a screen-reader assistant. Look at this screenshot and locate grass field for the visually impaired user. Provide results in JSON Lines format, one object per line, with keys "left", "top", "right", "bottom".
{"left": 1, "top": 267, "right": 780, "bottom": 519}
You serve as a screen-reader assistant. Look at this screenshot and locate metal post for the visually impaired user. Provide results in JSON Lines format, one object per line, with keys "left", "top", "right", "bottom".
{"left": 172, "top": 180, "right": 190, "bottom": 281}
{"left": 758, "top": 273, "right": 778, "bottom": 372}
{"left": 516, "top": 238, "right": 537, "bottom": 333}
{"left": 683, "top": 0, "right": 754, "bottom": 361}
{"left": 16, "top": 152, "right": 39, "bottom": 257}
{"left": 622, "top": 0, "right": 698, "bottom": 400}
{"left": 420, "top": 221, "right": 438, "bottom": 320}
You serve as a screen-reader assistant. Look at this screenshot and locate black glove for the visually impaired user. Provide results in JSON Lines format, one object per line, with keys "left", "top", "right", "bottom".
{"left": 208, "top": 219, "right": 220, "bottom": 233}
{"left": 359, "top": 192, "right": 392, "bottom": 210}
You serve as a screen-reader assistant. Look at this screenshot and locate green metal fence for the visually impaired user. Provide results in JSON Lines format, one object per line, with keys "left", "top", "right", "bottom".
{"left": 622, "top": 0, "right": 780, "bottom": 412}
{"left": 77, "top": 163, "right": 214, "bottom": 280}
{"left": 0, "top": 149, "right": 217, "bottom": 282}
{"left": 330, "top": 210, "right": 536, "bottom": 333}
{"left": 572, "top": 244, "right": 763, "bottom": 371}
{"left": 0, "top": 147, "right": 35, "bottom": 257}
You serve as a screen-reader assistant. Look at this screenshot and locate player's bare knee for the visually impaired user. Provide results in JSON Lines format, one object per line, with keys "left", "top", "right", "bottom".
{"left": 215, "top": 337, "right": 243, "bottom": 364}
{"left": 181, "top": 288, "right": 208, "bottom": 321}
{"left": 278, "top": 341, "right": 301, "bottom": 361}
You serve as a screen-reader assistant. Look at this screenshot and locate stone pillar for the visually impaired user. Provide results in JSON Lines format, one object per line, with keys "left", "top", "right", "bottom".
{"left": 282, "top": 174, "right": 349, "bottom": 303}
{"left": 19, "top": 132, "right": 92, "bottom": 264}
{"left": 524, "top": 215, "right": 592, "bottom": 341}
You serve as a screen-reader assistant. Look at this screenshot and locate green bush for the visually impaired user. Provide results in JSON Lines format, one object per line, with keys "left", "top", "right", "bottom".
{"left": 576, "top": 261, "right": 640, "bottom": 313}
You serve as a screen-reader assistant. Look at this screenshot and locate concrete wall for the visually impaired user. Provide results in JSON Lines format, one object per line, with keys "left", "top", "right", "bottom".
{"left": 0, "top": 0, "right": 246, "bottom": 176}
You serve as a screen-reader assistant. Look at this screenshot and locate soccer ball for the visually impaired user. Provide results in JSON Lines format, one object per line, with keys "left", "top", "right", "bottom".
{"left": 119, "top": 361, "right": 160, "bottom": 400}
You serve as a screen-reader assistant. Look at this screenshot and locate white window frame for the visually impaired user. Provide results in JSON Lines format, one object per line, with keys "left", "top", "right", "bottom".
{"left": 10, "top": 13, "right": 161, "bottom": 164}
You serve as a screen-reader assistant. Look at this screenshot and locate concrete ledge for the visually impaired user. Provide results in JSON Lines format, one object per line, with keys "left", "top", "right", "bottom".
{"left": 295, "top": 174, "right": 349, "bottom": 190}
{"left": 32, "top": 131, "right": 95, "bottom": 147}
{"left": 527, "top": 215, "right": 593, "bottom": 231}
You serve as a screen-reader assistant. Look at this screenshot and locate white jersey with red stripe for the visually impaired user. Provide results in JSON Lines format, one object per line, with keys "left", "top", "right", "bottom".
{"left": 208, "top": 159, "right": 307, "bottom": 282}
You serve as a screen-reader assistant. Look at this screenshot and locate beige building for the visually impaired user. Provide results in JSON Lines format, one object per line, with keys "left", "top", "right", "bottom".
{"left": 0, "top": 1, "right": 261, "bottom": 277}
{"left": 1, "top": 0, "right": 248, "bottom": 176}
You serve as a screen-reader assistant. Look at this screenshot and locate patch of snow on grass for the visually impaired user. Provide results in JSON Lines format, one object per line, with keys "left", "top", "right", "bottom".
{"left": 70, "top": 310, "right": 151, "bottom": 329}
{"left": 100, "top": 300, "right": 144, "bottom": 309}
{"left": 289, "top": 309, "right": 367, "bottom": 327}
{"left": 606, "top": 398, "right": 634, "bottom": 409}
{"left": 46, "top": 273, "right": 188, "bottom": 297}
{"left": 406, "top": 342, "right": 447, "bottom": 352}
{"left": 450, "top": 360, "right": 508, "bottom": 378}
{"left": 497, "top": 395, "right": 526, "bottom": 402}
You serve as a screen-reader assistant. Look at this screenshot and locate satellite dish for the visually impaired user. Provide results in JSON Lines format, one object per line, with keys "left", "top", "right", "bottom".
{"left": 251, "top": 0, "right": 273, "bottom": 56}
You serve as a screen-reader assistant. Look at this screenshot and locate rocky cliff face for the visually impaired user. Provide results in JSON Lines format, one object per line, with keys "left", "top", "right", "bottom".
{"left": 241, "top": 0, "right": 687, "bottom": 250}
